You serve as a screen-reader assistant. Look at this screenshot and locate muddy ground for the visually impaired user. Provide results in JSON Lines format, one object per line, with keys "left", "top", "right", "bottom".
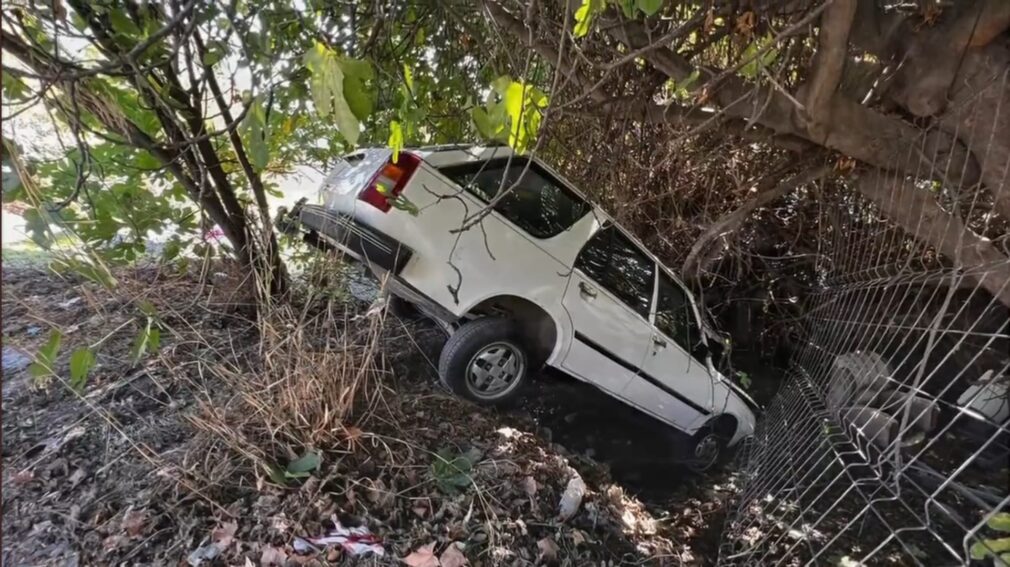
{"left": 2, "top": 261, "right": 742, "bottom": 566}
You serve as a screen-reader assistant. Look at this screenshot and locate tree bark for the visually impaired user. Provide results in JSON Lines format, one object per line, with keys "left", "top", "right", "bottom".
{"left": 855, "top": 170, "right": 1010, "bottom": 307}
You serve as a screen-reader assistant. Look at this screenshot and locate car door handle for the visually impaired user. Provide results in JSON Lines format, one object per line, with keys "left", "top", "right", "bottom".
{"left": 578, "top": 281, "right": 597, "bottom": 299}
{"left": 652, "top": 335, "right": 667, "bottom": 348}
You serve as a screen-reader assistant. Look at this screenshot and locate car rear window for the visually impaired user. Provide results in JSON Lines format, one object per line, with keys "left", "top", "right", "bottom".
{"left": 439, "top": 157, "right": 590, "bottom": 239}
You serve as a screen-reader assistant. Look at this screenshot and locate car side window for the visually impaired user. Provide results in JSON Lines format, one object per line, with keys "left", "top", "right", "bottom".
{"left": 655, "top": 272, "right": 702, "bottom": 352}
{"left": 575, "top": 228, "right": 655, "bottom": 318}
{"left": 440, "top": 158, "right": 590, "bottom": 239}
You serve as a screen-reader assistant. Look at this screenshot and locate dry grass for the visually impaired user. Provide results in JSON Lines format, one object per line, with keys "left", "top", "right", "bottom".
{"left": 185, "top": 254, "right": 395, "bottom": 489}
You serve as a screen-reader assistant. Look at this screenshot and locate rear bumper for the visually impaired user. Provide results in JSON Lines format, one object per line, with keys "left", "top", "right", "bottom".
{"left": 296, "top": 203, "right": 412, "bottom": 274}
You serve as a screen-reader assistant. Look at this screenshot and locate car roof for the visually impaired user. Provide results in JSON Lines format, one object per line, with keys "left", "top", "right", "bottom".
{"left": 406, "top": 146, "right": 691, "bottom": 279}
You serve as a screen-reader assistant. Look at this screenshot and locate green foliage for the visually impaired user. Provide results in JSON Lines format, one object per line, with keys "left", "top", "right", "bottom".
{"left": 242, "top": 96, "right": 270, "bottom": 171}
{"left": 430, "top": 448, "right": 474, "bottom": 494}
{"left": 30, "top": 330, "right": 62, "bottom": 381}
{"left": 574, "top": 0, "right": 605, "bottom": 38}
{"left": 972, "top": 513, "right": 1010, "bottom": 563}
{"left": 637, "top": 0, "right": 664, "bottom": 16}
{"left": 471, "top": 76, "right": 548, "bottom": 154}
{"left": 130, "top": 316, "right": 160, "bottom": 365}
{"left": 69, "top": 347, "right": 96, "bottom": 392}
{"left": 266, "top": 451, "right": 322, "bottom": 486}
{"left": 740, "top": 36, "right": 781, "bottom": 80}
{"left": 285, "top": 451, "right": 321, "bottom": 477}
{"left": 304, "top": 42, "right": 374, "bottom": 146}
{"left": 388, "top": 120, "right": 404, "bottom": 163}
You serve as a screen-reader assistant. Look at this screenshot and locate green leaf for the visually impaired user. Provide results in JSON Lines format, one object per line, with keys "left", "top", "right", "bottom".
{"left": 242, "top": 96, "right": 270, "bottom": 171}
{"left": 338, "top": 57, "right": 374, "bottom": 121}
{"left": 266, "top": 464, "right": 289, "bottom": 486}
{"left": 971, "top": 537, "right": 1010, "bottom": 560}
{"left": 130, "top": 319, "right": 159, "bottom": 364}
{"left": 286, "top": 451, "right": 321, "bottom": 474}
{"left": 2, "top": 71, "right": 30, "bottom": 101}
{"left": 303, "top": 43, "right": 360, "bottom": 146}
{"left": 201, "top": 41, "right": 226, "bottom": 67}
{"left": 990, "top": 513, "right": 1010, "bottom": 532}
{"left": 388, "top": 120, "right": 404, "bottom": 163}
{"left": 637, "top": 0, "right": 663, "bottom": 16}
{"left": 618, "top": 0, "right": 636, "bottom": 19}
{"left": 108, "top": 10, "right": 141, "bottom": 38}
{"left": 403, "top": 63, "right": 414, "bottom": 93}
{"left": 740, "top": 36, "right": 780, "bottom": 79}
{"left": 69, "top": 347, "right": 96, "bottom": 391}
{"left": 573, "top": 0, "right": 604, "bottom": 38}
{"left": 29, "top": 330, "right": 62, "bottom": 379}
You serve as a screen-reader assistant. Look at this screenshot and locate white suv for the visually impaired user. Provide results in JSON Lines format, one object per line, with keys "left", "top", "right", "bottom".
{"left": 285, "top": 145, "right": 758, "bottom": 469}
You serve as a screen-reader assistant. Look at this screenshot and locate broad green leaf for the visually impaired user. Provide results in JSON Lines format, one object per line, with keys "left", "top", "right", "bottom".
{"left": 69, "top": 347, "right": 95, "bottom": 391}
{"left": 29, "top": 330, "right": 62, "bottom": 379}
{"left": 989, "top": 513, "right": 1010, "bottom": 532}
{"left": 286, "top": 451, "right": 321, "bottom": 474}
{"left": 573, "top": 0, "right": 604, "bottom": 38}
{"left": 403, "top": 64, "right": 414, "bottom": 93}
{"left": 502, "top": 80, "right": 548, "bottom": 153}
{"left": 338, "top": 57, "right": 374, "bottom": 121}
{"left": 242, "top": 96, "right": 269, "bottom": 171}
{"left": 618, "top": 0, "right": 636, "bottom": 18}
{"left": 388, "top": 120, "right": 404, "bottom": 163}
{"left": 303, "top": 43, "right": 360, "bottom": 146}
{"left": 971, "top": 537, "right": 1010, "bottom": 560}
{"left": 637, "top": 0, "right": 663, "bottom": 16}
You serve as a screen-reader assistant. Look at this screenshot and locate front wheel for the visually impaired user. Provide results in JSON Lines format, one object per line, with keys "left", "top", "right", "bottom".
{"left": 438, "top": 318, "right": 529, "bottom": 405}
{"left": 684, "top": 428, "right": 729, "bottom": 473}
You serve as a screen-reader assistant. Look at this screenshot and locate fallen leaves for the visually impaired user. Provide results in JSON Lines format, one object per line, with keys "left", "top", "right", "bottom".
{"left": 440, "top": 543, "right": 468, "bottom": 567}
{"left": 212, "top": 521, "right": 238, "bottom": 550}
{"left": 537, "top": 536, "right": 560, "bottom": 564}
{"left": 260, "top": 544, "right": 288, "bottom": 566}
{"left": 402, "top": 542, "right": 439, "bottom": 567}
{"left": 121, "top": 507, "right": 147, "bottom": 538}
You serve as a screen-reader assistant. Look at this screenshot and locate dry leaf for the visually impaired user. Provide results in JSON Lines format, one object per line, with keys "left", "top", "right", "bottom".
{"left": 537, "top": 536, "right": 560, "bottom": 564}
{"left": 213, "top": 521, "right": 238, "bottom": 549}
{"left": 571, "top": 529, "right": 587, "bottom": 546}
{"left": 439, "top": 543, "right": 468, "bottom": 567}
{"left": 12, "top": 469, "right": 33, "bottom": 485}
{"left": 121, "top": 508, "right": 147, "bottom": 538}
{"left": 412, "top": 506, "right": 428, "bottom": 518}
{"left": 522, "top": 476, "right": 537, "bottom": 498}
{"left": 261, "top": 544, "right": 288, "bottom": 566}
{"left": 402, "top": 542, "right": 439, "bottom": 567}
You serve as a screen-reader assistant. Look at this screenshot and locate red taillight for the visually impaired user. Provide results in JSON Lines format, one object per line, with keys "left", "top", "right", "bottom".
{"left": 358, "top": 152, "right": 421, "bottom": 212}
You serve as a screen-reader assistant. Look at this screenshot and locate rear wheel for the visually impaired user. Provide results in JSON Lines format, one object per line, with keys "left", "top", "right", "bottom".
{"left": 439, "top": 318, "right": 529, "bottom": 405}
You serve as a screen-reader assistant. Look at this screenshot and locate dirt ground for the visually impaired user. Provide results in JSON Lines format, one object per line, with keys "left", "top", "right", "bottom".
{"left": 2, "top": 262, "right": 740, "bottom": 566}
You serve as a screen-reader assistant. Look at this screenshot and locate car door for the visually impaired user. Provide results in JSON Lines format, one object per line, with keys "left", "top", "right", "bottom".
{"left": 560, "top": 227, "right": 655, "bottom": 395}
{"left": 624, "top": 270, "right": 714, "bottom": 431}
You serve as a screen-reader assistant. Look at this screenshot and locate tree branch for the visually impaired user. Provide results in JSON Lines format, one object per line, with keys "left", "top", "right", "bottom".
{"left": 802, "top": 0, "right": 857, "bottom": 142}
{"left": 855, "top": 169, "right": 1010, "bottom": 307}
{"left": 683, "top": 162, "right": 828, "bottom": 278}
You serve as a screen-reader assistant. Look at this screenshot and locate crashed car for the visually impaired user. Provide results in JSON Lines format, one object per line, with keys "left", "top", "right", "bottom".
{"left": 281, "top": 145, "right": 758, "bottom": 470}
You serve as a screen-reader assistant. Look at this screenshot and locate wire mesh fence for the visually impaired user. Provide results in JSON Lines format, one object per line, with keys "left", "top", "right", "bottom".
{"left": 717, "top": 89, "right": 1010, "bottom": 564}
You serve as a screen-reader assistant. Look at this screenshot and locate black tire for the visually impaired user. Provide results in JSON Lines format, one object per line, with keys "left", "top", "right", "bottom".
{"left": 683, "top": 426, "right": 730, "bottom": 473}
{"left": 438, "top": 317, "right": 529, "bottom": 406}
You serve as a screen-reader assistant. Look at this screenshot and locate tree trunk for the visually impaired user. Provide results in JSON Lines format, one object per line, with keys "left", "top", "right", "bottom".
{"left": 855, "top": 170, "right": 1010, "bottom": 307}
